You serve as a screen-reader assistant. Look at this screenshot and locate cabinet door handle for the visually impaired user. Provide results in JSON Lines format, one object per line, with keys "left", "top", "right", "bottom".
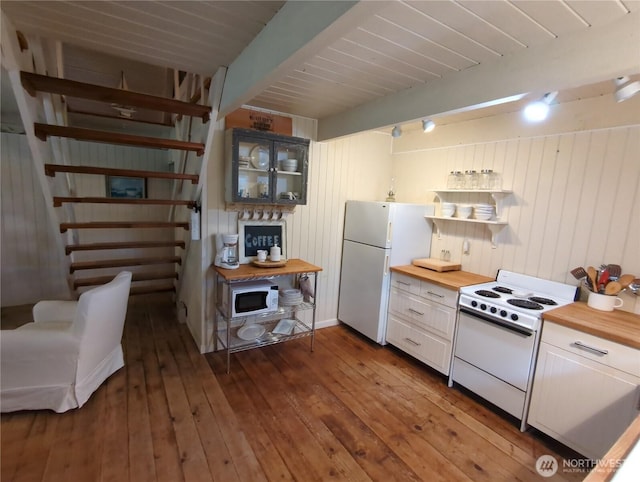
{"left": 398, "top": 281, "right": 411, "bottom": 286}
{"left": 408, "top": 308, "right": 424, "bottom": 316}
{"left": 403, "top": 337, "right": 421, "bottom": 346}
{"left": 426, "top": 291, "right": 444, "bottom": 298}
{"left": 574, "top": 341, "right": 608, "bottom": 356}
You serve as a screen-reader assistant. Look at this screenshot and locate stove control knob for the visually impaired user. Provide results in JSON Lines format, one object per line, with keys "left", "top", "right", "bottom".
{"left": 480, "top": 304, "right": 487, "bottom": 310}
{"left": 511, "top": 314, "right": 519, "bottom": 321}
{"left": 500, "top": 310, "right": 507, "bottom": 317}
{"left": 490, "top": 307, "right": 497, "bottom": 314}
{"left": 471, "top": 301, "right": 478, "bottom": 308}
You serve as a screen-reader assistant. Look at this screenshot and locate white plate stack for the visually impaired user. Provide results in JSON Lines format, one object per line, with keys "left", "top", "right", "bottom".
{"left": 280, "top": 289, "right": 303, "bottom": 306}
{"left": 281, "top": 159, "right": 298, "bottom": 172}
{"left": 473, "top": 203, "right": 494, "bottom": 220}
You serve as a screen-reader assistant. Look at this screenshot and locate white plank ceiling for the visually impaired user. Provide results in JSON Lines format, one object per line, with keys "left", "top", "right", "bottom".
{"left": 1, "top": 0, "right": 639, "bottom": 139}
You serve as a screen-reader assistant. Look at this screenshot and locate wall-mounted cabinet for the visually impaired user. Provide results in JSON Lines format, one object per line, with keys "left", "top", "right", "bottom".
{"left": 225, "top": 128, "right": 310, "bottom": 205}
{"left": 425, "top": 189, "right": 513, "bottom": 247}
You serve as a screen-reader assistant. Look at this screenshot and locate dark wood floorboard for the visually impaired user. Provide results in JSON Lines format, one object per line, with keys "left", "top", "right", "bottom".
{"left": 2, "top": 297, "right": 589, "bottom": 481}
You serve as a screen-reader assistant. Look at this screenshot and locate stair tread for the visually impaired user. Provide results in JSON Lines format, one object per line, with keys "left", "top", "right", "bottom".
{"left": 74, "top": 271, "right": 178, "bottom": 288}
{"left": 70, "top": 256, "right": 181, "bottom": 272}
{"left": 21, "top": 71, "right": 210, "bottom": 122}
{"left": 66, "top": 241, "right": 185, "bottom": 254}
{"left": 45, "top": 164, "right": 198, "bottom": 184}
{"left": 35, "top": 123, "right": 205, "bottom": 155}
{"left": 129, "top": 284, "right": 176, "bottom": 295}
{"left": 60, "top": 222, "right": 189, "bottom": 232}
{"left": 54, "top": 196, "right": 196, "bottom": 207}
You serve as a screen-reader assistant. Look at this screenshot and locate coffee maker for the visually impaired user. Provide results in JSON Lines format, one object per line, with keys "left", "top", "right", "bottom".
{"left": 214, "top": 234, "right": 240, "bottom": 269}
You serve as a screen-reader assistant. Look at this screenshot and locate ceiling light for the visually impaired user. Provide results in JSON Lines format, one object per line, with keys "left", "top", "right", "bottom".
{"left": 523, "top": 92, "right": 557, "bottom": 122}
{"left": 391, "top": 126, "right": 402, "bottom": 138}
{"left": 422, "top": 119, "right": 435, "bottom": 133}
{"left": 613, "top": 77, "right": 640, "bottom": 102}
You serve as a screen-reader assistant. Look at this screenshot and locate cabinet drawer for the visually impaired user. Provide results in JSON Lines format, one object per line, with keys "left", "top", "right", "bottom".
{"left": 386, "top": 315, "right": 452, "bottom": 375}
{"left": 391, "top": 272, "right": 421, "bottom": 295}
{"left": 541, "top": 322, "right": 640, "bottom": 377}
{"left": 389, "top": 287, "right": 455, "bottom": 340}
{"left": 419, "top": 281, "right": 457, "bottom": 308}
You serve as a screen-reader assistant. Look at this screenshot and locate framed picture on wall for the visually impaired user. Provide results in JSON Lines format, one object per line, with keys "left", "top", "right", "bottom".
{"left": 238, "top": 220, "right": 286, "bottom": 263}
{"left": 106, "top": 176, "right": 146, "bottom": 199}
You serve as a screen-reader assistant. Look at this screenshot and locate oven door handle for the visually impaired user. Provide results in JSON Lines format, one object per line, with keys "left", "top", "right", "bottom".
{"left": 459, "top": 307, "right": 534, "bottom": 337}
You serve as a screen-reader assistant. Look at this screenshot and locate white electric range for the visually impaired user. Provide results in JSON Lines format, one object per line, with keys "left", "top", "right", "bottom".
{"left": 449, "top": 270, "right": 579, "bottom": 431}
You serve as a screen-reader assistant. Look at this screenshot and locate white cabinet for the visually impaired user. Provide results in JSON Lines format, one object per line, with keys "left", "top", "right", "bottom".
{"left": 386, "top": 272, "right": 457, "bottom": 375}
{"left": 528, "top": 322, "right": 640, "bottom": 460}
{"left": 425, "top": 189, "right": 512, "bottom": 247}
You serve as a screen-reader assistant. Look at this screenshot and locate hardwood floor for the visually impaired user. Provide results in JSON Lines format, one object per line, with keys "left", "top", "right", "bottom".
{"left": 1, "top": 297, "right": 588, "bottom": 481}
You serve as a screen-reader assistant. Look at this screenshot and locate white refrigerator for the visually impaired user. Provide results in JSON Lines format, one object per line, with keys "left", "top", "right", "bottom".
{"left": 337, "top": 201, "right": 434, "bottom": 344}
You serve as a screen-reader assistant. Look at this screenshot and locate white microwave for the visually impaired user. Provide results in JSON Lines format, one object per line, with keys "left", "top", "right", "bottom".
{"left": 223, "top": 280, "right": 279, "bottom": 317}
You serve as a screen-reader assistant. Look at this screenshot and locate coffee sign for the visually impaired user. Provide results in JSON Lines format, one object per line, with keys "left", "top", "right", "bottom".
{"left": 237, "top": 220, "right": 287, "bottom": 263}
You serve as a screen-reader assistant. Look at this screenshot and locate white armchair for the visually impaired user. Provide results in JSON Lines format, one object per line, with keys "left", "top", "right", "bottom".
{"left": 1, "top": 271, "right": 132, "bottom": 413}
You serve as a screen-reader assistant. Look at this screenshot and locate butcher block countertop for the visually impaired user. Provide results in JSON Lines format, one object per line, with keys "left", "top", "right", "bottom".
{"left": 543, "top": 302, "right": 640, "bottom": 349}
{"left": 390, "top": 265, "right": 494, "bottom": 290}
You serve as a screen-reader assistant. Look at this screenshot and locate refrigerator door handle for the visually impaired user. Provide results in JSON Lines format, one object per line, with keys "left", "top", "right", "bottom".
{"left": 384, "top": 253, "right": 390, "bottom": 276}
{"left": 387, "top": 222, "right": 392, "bottom": 245}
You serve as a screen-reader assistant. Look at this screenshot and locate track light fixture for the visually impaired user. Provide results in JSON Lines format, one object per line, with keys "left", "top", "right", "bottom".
{"left": 422, "top": 119, "right": 435, "bottom": 133}
{"left": 391, "top": 126, "right": 402, "bottom": 138}
{"left": 613, "top": 76, "right": 640, "bottom": 102}
{"left": 523, "top": 91, "right": 557, "bottom": 122}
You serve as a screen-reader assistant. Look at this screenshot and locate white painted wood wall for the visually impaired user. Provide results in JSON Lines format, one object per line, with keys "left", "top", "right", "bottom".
{"left": 392, "top": 97, "right": 640, "bottom": 313}
{"left": 1, "top": 133, "right": 68, "bottom": 304}
{"left": 0, "top": 133, "right": 178, "bottom": 306}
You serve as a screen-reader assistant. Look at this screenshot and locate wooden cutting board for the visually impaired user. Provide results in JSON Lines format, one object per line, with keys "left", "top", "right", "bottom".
{"left": 412, "top": 258, "right": 461, "bottom": 272}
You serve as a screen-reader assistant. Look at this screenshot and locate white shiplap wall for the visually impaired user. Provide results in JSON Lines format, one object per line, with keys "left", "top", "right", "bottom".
{"left": 67, "top": 140, "right": 178, "bottom": 284}
{"left": 196, "top": 115, "right": 393, "bottom": 352}
{"left": 1, "top": 133, "right": 68, "bottom": 304}
{"left": 0, "top": 133, "right": 178, "bottom": 306}
{"left": 392, "top": 106, "right": 640, "bottom": 313}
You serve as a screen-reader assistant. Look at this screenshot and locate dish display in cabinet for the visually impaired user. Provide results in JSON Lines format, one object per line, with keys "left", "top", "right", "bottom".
{"left": 225, "top": 128, "right": 309, "bottom": 205}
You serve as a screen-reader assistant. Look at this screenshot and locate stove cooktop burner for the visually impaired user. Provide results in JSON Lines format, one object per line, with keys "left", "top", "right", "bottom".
{"left": 476, "top": 290, "right": 501, "bottom": 298}
{"left": 493, "top": 286, "right": 513, "bottom": 294}
{"left": 529, "top": 296, "right": 557, "bottom": 306}
{"left": 507, "top": 299, "right": 544, "bottom": 310}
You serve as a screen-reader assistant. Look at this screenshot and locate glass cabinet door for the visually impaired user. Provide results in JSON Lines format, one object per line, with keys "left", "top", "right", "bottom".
{"left": 274, "top": 140, "right": 308, "bottom": 204}
{"left": 227, "top": 128, "right": 309, "bottom": 205}
{"left": 236, "top": 135, "right": 272, "bottom": 202}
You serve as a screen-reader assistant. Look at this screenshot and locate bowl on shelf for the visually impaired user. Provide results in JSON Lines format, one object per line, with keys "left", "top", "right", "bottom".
{"left": 455, "top": 203, "right": 473, "bottom": 219}
{"left": 441, "top": 202, "right": 455, "bottom": 217}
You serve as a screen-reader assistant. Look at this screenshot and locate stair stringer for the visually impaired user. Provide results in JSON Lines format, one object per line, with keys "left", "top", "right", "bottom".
{"left": 1, "top": 13, "right": 73, "bottom": 299}
{"left": 174, "top": 66, "right": 227, "bottom": 353}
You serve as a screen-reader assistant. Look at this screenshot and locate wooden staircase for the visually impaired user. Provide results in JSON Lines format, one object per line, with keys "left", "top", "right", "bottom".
{"left": 23, "top": 71, "right": 211, "bottom": 296}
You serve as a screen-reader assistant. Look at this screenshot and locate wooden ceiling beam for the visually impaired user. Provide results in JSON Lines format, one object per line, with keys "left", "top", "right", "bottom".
{"left": 21, "top": 71, "right": 211, "bottom": 122}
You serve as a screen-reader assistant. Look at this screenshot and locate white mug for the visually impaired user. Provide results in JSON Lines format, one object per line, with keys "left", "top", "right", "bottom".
{"left": 256, "top": 250, "right": 267, "bottom": 262}
{"left": 587, "top": 292, "right": 624, "bottom": 311}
